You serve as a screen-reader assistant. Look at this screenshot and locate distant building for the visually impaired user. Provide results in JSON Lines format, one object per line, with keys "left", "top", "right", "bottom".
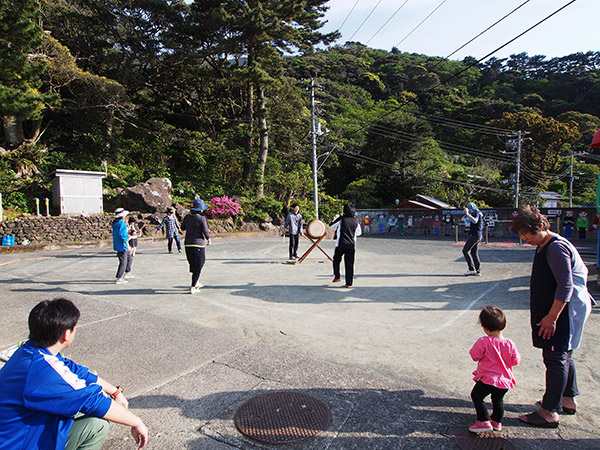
{"left": 394, "top": 194, "right": 451, "bottom": 210}
{"left": 539, "top": 191, "right": 562, "bottom": 208}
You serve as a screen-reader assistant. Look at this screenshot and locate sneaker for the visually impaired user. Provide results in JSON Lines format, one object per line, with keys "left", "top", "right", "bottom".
{"left": 124, "top": 273, "right": 135, "bottom": 279}
{"left": 469, "top": 420, "right": 493, "bottom": 433}
{"left": 464, "top": 270, "right": 478, "bottom": 276}
{"left": 490, "top": 420, "right": 502, "bottom": 432}
{"left": 178, "top": 249, "right": 182, "bottom": 253}
{"left": 475, "top": 271, "right": 481, "bottom": 277}
{"left": 195, "top": 283, "right": 204, "bottom": 289}
{"left": 332, "top": 278, "right": 341, "bottom": 283}
{"left": 168, "top": 251, "right": 173, "bottom": 254}
{"left": 115, "top": 278, "right": 128, "bottom": 284}
{"left": 344, "top": 284, "right": 353, "bottom": 288}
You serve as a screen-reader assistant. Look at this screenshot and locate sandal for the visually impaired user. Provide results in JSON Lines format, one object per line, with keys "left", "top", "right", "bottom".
{"left": 519, "top": 410, "right": 559, "bottom": 428}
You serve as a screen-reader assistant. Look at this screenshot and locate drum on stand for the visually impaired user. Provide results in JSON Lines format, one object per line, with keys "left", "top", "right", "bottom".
{"left": 306, "top": 219, "right": 327, "bottom": 239}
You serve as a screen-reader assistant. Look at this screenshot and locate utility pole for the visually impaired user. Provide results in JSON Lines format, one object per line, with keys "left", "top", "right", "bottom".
{"left": 504, "top": 132, "right": 525, "bottom": 208}
{"left": 310, "top": 78, "right": 319, "bottom": 219}
{"left": 515, "top": 130, "right": 522, "bottom": 208}
{"left": 569, "top": 150, "right": 574, "bottom": 207}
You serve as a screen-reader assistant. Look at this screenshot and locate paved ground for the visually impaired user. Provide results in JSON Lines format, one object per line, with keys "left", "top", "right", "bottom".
{"left": 1, "top": 233, "right": 599, "bottom": 449}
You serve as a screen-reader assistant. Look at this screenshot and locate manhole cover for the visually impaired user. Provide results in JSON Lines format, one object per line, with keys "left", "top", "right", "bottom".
{"left": 444, "top": 427, "right": 515, "bottom": 450}
{"left": 234, "top": 391, "right": 331, "bottom": 445}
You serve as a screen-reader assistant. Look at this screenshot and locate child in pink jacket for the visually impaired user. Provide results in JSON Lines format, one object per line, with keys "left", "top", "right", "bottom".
{"left": 469, "top": 306, "right": 521, "bottom": 433}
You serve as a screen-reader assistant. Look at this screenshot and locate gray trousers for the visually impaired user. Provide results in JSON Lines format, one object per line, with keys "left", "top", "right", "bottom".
{"left": 116, "top": 251, "right": 132, "bottom": 278}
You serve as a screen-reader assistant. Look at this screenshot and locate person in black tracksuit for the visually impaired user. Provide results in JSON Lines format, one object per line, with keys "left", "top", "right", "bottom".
{"left": 329, "top": 203, "right": 362, "bottom": 287}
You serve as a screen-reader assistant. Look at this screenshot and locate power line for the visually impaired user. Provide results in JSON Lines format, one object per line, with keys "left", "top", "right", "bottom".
{"left": 352, "top": 0, "right": 578, "bottom": 135}
{"left": 439, "top": 0, "right": 578, "bottom": 87}
{"left": 394, "top": 0, "right": 448, "bottom": 49}
{"left": 348, "top": 0, "right": 384, "bottom": 42}
{"left": 437, "top": 0, "right": 531, "bottom": 63}
{"left": 336, "top": 150, "right": 514, "bottom": 193}
{"left": 365, "top": 0, "right": 409, "bottom": 45}
{"left": 336, "top": 0, "right": 361, "bottom": 33}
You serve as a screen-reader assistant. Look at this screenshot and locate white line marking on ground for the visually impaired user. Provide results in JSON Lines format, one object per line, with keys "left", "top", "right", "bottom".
{"left": 436, "top": 282, "right": 500, "bottom": 332}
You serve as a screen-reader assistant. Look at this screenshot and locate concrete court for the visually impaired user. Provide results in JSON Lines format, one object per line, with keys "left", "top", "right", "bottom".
{"left": 0, "top": 234, "right": 599, "bottom": 449}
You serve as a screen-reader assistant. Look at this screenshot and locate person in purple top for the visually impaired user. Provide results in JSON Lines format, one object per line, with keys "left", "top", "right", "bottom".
{"left": 511, "top": 206, "right": 595, "bottom": 428}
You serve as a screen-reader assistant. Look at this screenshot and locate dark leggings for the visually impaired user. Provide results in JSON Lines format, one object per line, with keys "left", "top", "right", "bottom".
{"left": 462, "top": 235, "right": 481, "bottom": 271}
{"left": 333, "top": 246, "right": 356, "bottom": 286}
{"left": 185, "top": 246, "right": 206, "bottom": 286}
{"left": 471, "top": 380, "right": 508, "bottom": 422}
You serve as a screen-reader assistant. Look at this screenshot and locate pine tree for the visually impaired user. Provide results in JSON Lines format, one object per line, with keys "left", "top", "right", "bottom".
{"left": 0, "top": 0, "right": 48, "bottom": 148}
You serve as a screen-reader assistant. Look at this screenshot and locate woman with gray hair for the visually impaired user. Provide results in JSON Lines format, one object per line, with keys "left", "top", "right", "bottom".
{"left": 511, "top": 206, "right": 594, "bottom": 427}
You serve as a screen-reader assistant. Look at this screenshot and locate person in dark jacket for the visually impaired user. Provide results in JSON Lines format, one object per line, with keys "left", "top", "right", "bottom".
{"left": 462, "top": 202, "right": 484, "bottom": 276}
{"left": 330, "top": 203, "right": 362, "bottom": 287}
{"left": 511, "top": 206, "right": 594, "bottom": 428}
{"left": 181, "top": 198, "right": 211, "bottom": 294}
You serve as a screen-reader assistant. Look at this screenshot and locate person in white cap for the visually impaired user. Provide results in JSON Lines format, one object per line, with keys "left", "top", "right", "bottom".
{"left": 112, "top": 208, "right": 133, "bottom": 284}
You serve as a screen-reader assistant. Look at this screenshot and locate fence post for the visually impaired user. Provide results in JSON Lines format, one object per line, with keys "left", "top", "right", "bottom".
{"left": 45, "top": 198, "right": 50, "bottom": 216}
{"left": 35, "top": 198, "right": 40, "bottom": 216}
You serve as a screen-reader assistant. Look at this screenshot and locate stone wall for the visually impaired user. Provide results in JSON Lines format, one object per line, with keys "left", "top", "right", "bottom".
{"left": 0, "top": 213, "right": 280, "bottom": 247}
{"left": 0, "top": 215, "right": 114, "bottom": 245}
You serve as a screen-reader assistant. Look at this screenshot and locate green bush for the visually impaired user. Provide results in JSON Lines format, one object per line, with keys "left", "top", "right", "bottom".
{"left": 240, "top": 196, "right": 282, "bottom": 221}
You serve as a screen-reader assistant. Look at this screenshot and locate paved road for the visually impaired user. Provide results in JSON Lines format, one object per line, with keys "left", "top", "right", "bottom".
{"left": 1, "top": 234, "right": 598, "bottom": 449}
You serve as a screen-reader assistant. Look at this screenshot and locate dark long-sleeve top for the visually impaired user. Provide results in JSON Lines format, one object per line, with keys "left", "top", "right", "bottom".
{"left": 530, "top": 235, "right": 593, "bottom": 351}
{"left": 181, "top": 213, "right": 210, "bottom": 246}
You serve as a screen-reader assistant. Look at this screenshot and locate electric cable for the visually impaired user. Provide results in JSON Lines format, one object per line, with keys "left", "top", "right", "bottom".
{"left": 365, "top": 0, "right": 409, "bottom": 45}
{"left": 434, "top": 0, "right": 531, "bottom": 64}
{"left": 394, "top": 0, "right": 448, "bottom": 48}
{"left": 348, "top": 0, "right": 384, "bottom": 42}
{"left": 336, "top": 0, "right": 361, "bottom": 33}
{"left": 352, "top": 0, "right": 578, "bottom": 135}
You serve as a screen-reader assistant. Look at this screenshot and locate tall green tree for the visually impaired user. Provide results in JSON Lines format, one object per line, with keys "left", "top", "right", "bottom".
{"left": 190, "top": 0, "right": 337, "bottom": 196}
{"left": 0, "top": 0, "right": 51, "bottom": 148}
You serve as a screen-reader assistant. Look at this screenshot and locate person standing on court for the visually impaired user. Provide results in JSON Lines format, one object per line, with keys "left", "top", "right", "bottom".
{"left": 511, "top": 206, "right": 594, "bottom": 428}
{"left": 330, "top": 203, "right": 362, "bottom": 288}
{"left": 181, "top": 198, "right": 211, "bottom": 294}
{"left": 156, "top": 207, "right": 182, "bottom": 253}
{"left": 462, "top": 202, "right": 484, "bottom": 276}
{"left": 284, "top": 203, "right": 302, "bottom": 260}
{"left": 112, "top": 208, "right": 133, "bottom": 284}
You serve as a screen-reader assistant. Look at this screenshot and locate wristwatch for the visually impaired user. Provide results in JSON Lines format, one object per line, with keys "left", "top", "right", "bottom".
{"left": 109, "top": 386, "right": 123, "bottom": 399}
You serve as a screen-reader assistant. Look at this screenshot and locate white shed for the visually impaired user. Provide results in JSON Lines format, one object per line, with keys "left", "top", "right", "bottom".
{"left": 52, "top": 169, "right": 106, "bottom": 215}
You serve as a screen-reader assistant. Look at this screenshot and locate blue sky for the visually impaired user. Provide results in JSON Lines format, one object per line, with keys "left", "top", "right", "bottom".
{"left": 320, "top": 0, "right": 597, "bottom": 61}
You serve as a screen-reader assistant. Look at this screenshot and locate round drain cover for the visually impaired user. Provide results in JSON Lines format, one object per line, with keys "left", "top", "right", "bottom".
{"left": 234, "top": 391, "right": 331, "bottom": 445}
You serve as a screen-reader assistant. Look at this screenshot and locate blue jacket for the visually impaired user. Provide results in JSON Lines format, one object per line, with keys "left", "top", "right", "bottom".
{"left": 112, "top": 218, "right": 129, "bottom": 252}
{"left": 0, "top": 342, "right": 112, "bottom": 450}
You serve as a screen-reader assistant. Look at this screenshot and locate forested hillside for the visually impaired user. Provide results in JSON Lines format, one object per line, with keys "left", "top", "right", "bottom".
{"left": 2, "top": 0, "right": 599, "bottom": 221}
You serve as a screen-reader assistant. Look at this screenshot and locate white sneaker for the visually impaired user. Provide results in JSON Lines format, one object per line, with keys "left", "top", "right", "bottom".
{"left": 115, "top": 278, "right": 128, "bottom": 284}
{"left": 124, "top": 273, "right": 135, "bottom": 279}
{"left": 464, "top": 270, "right": 478, "bottom": 276}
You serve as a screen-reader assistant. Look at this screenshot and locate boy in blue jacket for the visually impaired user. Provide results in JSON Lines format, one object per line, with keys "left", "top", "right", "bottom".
{"left": 0, "top": 298, "right": 148, "bottom": 450}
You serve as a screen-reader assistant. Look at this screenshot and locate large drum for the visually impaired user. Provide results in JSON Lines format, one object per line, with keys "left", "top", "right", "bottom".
{"left": 306, "top": 219, "right": 327, "bottom": 239}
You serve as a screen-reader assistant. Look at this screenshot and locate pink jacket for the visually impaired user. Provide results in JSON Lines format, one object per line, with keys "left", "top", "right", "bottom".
{"left": 470, "top": 336, "right": 521, "bottom": 389}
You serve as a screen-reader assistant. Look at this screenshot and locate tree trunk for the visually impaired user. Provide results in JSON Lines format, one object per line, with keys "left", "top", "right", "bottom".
{"left": 256, "top": 87, "right": 268, "bottom": 198}
{"left": 242, "top": 81, "right": 254, "bottom": 185}
{"left": 2, "top": 115, "right": 24, "bottom": 148}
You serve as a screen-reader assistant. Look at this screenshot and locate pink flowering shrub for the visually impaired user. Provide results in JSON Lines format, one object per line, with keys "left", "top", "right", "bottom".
{"left": 206, "top": 196, "right": 243, "bottom": 218}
